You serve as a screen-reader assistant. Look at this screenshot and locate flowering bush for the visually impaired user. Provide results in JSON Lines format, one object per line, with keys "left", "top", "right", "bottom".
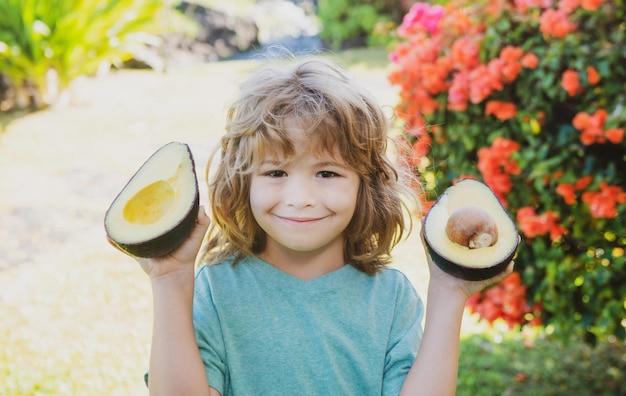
{"left": 389, "top": 0, "right": 625, "bottom": 343}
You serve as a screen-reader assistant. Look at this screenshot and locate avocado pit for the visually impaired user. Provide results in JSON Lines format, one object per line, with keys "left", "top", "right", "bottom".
{"left": 445, "top": 206, "right": 498, "bottom": 249}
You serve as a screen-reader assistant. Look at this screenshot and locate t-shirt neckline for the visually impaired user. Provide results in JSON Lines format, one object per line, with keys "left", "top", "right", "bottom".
{"left": 245, "top": 256, "right": 361, "bottom": 290}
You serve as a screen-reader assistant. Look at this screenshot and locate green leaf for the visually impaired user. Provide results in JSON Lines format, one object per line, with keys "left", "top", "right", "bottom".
{"left": 0, "top": 0, "right": 166, "bottom": 103}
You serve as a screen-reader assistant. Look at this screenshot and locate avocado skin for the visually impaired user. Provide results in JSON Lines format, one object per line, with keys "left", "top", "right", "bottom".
{"left": 107, "top": 193, "right": 199, "bottom": 258}
{"left": 424, "top": 241, "right": 517, "bottom": 281}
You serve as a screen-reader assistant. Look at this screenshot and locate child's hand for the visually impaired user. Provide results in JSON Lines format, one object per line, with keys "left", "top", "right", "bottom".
{"left": 426, "top": 252, "right": 514, "bottom": 299}
{"left": 134, "top": 206, "right": 211, "bottom": 279}
{"left": 421, "top": 230, "right": 515, "bottom": 300}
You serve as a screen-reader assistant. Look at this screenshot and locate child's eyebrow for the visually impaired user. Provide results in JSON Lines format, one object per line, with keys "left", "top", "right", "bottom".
{"left": 258, "top": 160, "right": 284, "bottom": 167}
{"left": 257, "top": 159, "right": 349, "bottom": 169}
{"left": 316, "top": 160, "right": 346, "bottom": 167}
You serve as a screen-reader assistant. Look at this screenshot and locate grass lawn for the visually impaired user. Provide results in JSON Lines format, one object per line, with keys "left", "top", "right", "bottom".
{"left": 0, "top": 48, "right": 439, "bottom": 395}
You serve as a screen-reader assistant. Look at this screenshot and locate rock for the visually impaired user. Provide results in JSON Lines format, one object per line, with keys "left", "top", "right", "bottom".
{"left": 127, "top": 1, "right": 260, "bottom": 70}
{"left": 177, "top": 1, "right": 259, "bottom": 56}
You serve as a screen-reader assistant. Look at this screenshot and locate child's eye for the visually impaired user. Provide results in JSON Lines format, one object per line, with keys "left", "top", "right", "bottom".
{"left": 318, "top": 171, "right": 339, "bottom": 178}
{"left": 265, "top": 170, "right": 287, "bottom": 177}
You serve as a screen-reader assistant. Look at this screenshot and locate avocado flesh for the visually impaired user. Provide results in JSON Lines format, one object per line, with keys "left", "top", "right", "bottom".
{"left": 104, "top": 142, "right": 199, "bottom": 258}
{"left": 423, "top": 179, "right": 519, "bottom": 280}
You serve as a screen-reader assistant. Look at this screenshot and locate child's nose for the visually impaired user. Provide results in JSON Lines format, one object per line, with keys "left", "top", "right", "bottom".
{"left": 284, "top": 177, "right": 317, "bottom": 207}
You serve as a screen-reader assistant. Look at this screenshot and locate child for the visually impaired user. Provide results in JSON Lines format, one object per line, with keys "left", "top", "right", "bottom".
{"left": 134, "top": 57, "right": 513, "bottom": 396}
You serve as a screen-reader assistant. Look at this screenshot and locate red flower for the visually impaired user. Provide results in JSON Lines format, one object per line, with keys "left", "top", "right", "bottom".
{"left": 556, "top": 183, "right": 576, "bottom": 204}
{"left": 492, "top": 136, "right": 521, "bottom": 157}
{"left": 586, "top": 65, "right": 600, "bottom": 85}
{"left": 477, "top": 137, "right": 521, "bottom": 206}
{"left": 521, "top": 52, "right": 539, "bottom": 69}
{"left": 605, "top": 128, "right": 624, "bottom": 144}
{"left": 446, "top": 6, "right": 479, "bottom": 36}
{"left": 420, "top": 199, "right": 435, "bottom": 215}
{"left": 499, "top": 46, "right": 524, "bottom": 82}
{"left": 575, "top": 175, "right": 593, "bottom": 190}
{"left": 561, "top": 69, "right": 582, "bottom": 96}
{"left": 581, "top": 0, "right": 605, "bottom": 11}
{"left": 517, "top": 207, "right": 544, "bottom": 238}
{"left": 485, "top": 100, "right": 518, "bottom": 121}
{"left": 500, "top": 45, "right": 524, "bottom": 63}
{"left": 466, "top": 271, "right": 537, "bottom": 328}
{"left": 588, "top": 109, "right": 607, "bottom": 128}
{"left": 447, "top": 71, "right": 470, "bottom": 111}
{"left": 572, "top": 111, "right": 590, "bottom": 130}
{"left": 485, "top": 0, "right": 512, "bottom": 17}
{"left": 398, "top": 2, "right": 445, "bottom": 36}
{"left": 580, "top": 127, "right": 605, "bottom": 145}
{"left": 486, "top": 58, "right": 506, "bottom": 91}
{"left": 421, "top": 62, "right": 450, "bottom": 94}
{"left": 547, "top": 217, "right": 566, "bottom": 240}
{"left": 582, "top": 182, "right": 626, "bottom": 218}
{"left": 415, "top": 87, "right": 439, "bottom": 115}
{"left": 540, "top": 9, "right": 577, "bottom": 38}
{"left": 516, "top": 206, "right": 536, "bottom": 219}
{"left": 412, "top": 133, "right": 433, "bottom": 159}
{"left": 572, "top": 109, "right": 616, "bottom": 145}
{"left": 515, "top": 0, "right": 553, "bottom": 14}
{"left": 516, "top": 207, "right": 567, "bottom": 241}
{"left": 558, "top": 0, "right": 580, "bottom": 13}
{"left": 469, "top": 64, "right": 502, "bottom": 104}
{"left": 451, "top": 36, "right": 482, "bottom": 70}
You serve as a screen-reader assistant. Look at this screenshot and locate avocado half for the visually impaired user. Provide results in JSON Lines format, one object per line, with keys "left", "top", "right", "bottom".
{"left": 104, "top": 142, "right": 199, "bottom": 258}
{"left": 422, "top": 179, "right": 520, "bottom": 281}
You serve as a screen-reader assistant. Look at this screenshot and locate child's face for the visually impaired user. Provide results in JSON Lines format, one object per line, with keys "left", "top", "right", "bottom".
{"left": 249, "top": 128, "right": 360, "bottom": 262}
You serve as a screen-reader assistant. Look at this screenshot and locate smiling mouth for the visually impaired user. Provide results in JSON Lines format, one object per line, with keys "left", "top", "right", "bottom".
{"left": 276, "top": 215, "right": 327, "bottom": 223}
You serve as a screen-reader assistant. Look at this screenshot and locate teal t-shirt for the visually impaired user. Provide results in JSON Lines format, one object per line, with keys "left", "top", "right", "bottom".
{"left": 193, "top": 256, "right": 424, "bottom": 396}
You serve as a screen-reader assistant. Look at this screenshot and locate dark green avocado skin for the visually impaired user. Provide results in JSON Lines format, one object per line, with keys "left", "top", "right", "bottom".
{"left": 424, "top": 241, "right": 518, "bottom": 281}
{"left": 107, "top": 194, "right": 199, "bottom": 258}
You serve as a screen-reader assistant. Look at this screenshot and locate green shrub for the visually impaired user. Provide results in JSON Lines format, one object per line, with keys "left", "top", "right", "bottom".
{"left": 458, "top": 334, "right": 626, "bottom": 396}
{"left": 388, "top": 0, "right": 626, "bottom": 344}
{"left": 316, "top": 0, "right": 406, "bottom": 50}
{"left": 0, "top": 0, "right": 167, "bottom": 109}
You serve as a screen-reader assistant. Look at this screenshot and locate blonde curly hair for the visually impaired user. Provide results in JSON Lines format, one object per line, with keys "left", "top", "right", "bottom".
{"left": 201, "top": 57, "right": 421, "bottom": 274}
